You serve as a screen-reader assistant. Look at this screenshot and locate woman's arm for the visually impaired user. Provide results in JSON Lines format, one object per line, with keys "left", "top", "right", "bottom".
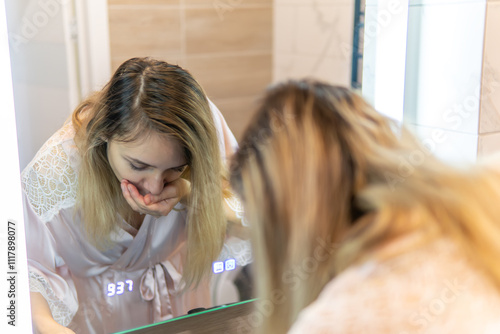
{"left": 30, "top": 292, "right": 75, "bottom": 334}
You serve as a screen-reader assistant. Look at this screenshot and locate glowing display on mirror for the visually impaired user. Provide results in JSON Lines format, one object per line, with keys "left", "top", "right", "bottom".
{"left": 105, "top": 259, "right": 236, "bottom": 297}
{"left": 107, "top": 279, "right": 134, "bottom": 297}
{"left": 212, "top": 258, "right": 236, "bottom": 274}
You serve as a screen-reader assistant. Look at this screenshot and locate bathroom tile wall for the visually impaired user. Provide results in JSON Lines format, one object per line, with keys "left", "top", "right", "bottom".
{"left": 403, "top": 0, "right": 486, "bottom": 164}
{"left": 478, "top": 0, "right": 500, "bottom": 157}
{"left": 403, "top": 0, "right": 500, "bottom": 163}
{"left": 108, "top": 0, "right": 273, "bottom": 141}
{"left": 108, "top": 0, "right": 499, "bottom": 159}
{"left": 273, "top": 0, "right": 355, "bottom": 86}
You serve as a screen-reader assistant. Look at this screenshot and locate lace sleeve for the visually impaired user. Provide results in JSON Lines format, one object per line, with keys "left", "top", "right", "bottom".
{"left": 21, "top": 124, "right": 78, "bottom": 223}
{"left": 225, "top": 195, "right": 249, "bottom": 226}
{"left": 220, "top": 194, "right": 253, "bottom": 267}
{"left": 218, "top": 237, "right": 253, "bottom": 267}
{"left": 22, "top": 124, "right": 80, "bottom": 326}
{"left": 30, "top": 271, "right": 75, "bottom": 327}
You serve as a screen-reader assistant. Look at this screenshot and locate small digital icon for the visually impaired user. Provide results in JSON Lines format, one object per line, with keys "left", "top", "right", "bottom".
{"left": 212, "top": 261, "right": 224, "bottom": 274}
{"left": 225, "top": 259, "right": 236, "bottom": 271}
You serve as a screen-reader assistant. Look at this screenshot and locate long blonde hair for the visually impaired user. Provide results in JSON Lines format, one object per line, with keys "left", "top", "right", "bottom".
{"left": 229, "top": 79, "right": 500, "bottom": 333}
{"left": 72, "top": 57, "right": 226, "bottom": 287}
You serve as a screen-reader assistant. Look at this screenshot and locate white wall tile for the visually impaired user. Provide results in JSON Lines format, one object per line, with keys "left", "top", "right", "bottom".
{"left": 407, "top": 124, "right": 479, "bottom": 164}
{"left": 274, "top": 53, "right": 351, "bottom": 85}
{"left": 273, "top": 4, "right": 297, "bottom": 54}
{"left": 273, "top": 0, "right": 354, "bottom": 85}
{"left": 403, "top": 1, "right": 486, "bottom": 135}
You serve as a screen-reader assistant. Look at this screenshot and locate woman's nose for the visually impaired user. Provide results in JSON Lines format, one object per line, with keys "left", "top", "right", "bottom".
{"left": 144, "top": 174, "right": 165, "bottom": 195}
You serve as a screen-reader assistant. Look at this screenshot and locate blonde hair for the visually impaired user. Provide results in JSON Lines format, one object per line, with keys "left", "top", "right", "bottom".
{"left": 230, "top": 79, "right": 500, "bottom": 333}
{"left": 72, "top": 57, "right": 226, "bottom": 287}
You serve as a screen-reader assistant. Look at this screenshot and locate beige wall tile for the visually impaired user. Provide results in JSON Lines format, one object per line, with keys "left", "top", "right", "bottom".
{"left": 185, "top": 7, "right": 272, "bottom": 54}
{"left": 108, "top": 0, "right": 180, "bottom": 5}
{"left": 212, "top": 96, "right": 261, "bottom": 142}
{"left": 275, "top": 0, "right": 352, "bottom": 4}
{"left": 109, "top": 7, "right": 182, "bottom": 70}
{"left": 107, "top": 0, "right": 272, "bottom": 116}
{"left": 186, "top": 0, "right": 272, "bottom": 6}
{"left": 480, "top": 1, "right": 500, "bottom": 133}
{"left": 109, "top": 8, "right": 181, "bottom": 55}
{"left": 186, "top": 54, "right": 272, "bottom": 100}
{"left": 478, "top": 131, "right": 500, "bottom": 157}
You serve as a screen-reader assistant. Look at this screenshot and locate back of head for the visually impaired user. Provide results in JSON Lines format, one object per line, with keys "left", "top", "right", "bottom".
{"left": 230, "top": 79, "right": 500, "bottom": 333}
{"left": 230, "top": 79, "right": 405, "bottom": 255}
{"left": 230, "top": 79, "right": 402, "bottom": 331}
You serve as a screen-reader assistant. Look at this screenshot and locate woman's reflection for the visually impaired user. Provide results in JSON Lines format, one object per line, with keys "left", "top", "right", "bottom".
{"left": 23, "top": 57, "right": 251, "bottom": 334}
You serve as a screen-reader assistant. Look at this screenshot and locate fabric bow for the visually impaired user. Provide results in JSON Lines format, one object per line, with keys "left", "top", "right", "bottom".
{"left": 139, "top": 261, "right": 183, "bottom": 322}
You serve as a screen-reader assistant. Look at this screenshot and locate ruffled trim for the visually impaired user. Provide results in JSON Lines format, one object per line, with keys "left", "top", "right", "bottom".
{"left": 218, "top": 237, "right": 253, "bottom": 267}
{"left": 224, "top": 196, "right": 249, "bottom": 226}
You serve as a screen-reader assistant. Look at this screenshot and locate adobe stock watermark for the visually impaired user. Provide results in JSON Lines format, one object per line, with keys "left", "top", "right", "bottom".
{"left": 383, "top": 84, "right": 478, "bottom": 191}
{"left": 340, "top": 0, "right": 405, "bottom": 60}
{"left": 213, "top": 0, "right": 244, "bottom": 21}
{"left": 384, "top": 66, "right": 500, "bottom": 191}
{"left": 399, "top": 276, "right": 468, "bottom": 333}
{"left": 230, "top": 237, "right": 338, "bottom": 333}
{"left": 9, "top": 0, "right": 71, "bottom": 52}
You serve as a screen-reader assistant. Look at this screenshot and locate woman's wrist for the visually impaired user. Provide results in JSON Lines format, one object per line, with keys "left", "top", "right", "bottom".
{"left": 30, "top": 292, "right": 75, "bottom": 334}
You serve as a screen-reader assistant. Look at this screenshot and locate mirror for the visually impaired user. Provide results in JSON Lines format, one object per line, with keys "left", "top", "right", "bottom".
{"left": 7, "top": 0, "right": 497, "bottom": 332}
{"left": 5, "top": 0, "right": 276, "bottom": 332}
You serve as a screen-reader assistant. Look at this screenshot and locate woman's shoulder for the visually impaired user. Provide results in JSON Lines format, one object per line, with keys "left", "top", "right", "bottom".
{"left": 289, "top": 237, "right": 500, "bottom": 333}
{"left": 21, "top": 122, "right": 80, "bottom": 223}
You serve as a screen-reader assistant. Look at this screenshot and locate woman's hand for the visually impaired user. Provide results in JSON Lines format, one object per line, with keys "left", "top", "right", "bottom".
{"left": 33, "top": 317, "right": 76, "bottom": 334}
{"left": 30, "top": 292, "right": 76, "bottom": 334}
{"left": 121, "top": 178, "right": 191, "bottom": 217}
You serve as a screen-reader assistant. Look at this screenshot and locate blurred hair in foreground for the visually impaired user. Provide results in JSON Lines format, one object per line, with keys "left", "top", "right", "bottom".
{"left": 230, "top": 79, "right": 500, "bottom": 333}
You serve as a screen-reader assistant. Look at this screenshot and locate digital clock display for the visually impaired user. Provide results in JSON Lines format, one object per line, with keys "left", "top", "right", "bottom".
{"left": 106, "top": 259, "right": 236, "bottom": 297}
{"left": 107, "top": 279, "right": 134, "bottom": 297}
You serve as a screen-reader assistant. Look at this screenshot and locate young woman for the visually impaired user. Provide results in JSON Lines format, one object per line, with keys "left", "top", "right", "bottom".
{"left": 230, "top": 79, "right": 500, "bottom": 333}
{"left": 23, "top": 57, "right": 251, "bottom": 334}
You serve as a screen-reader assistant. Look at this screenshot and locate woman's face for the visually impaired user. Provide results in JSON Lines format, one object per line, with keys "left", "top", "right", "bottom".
{"left": 107, "top": 133, "right": 187, "bottom": 196}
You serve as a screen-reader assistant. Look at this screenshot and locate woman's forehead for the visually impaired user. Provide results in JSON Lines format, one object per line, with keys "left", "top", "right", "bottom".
{"left": 114, "top": 133, "right": 185, "bottom": 164}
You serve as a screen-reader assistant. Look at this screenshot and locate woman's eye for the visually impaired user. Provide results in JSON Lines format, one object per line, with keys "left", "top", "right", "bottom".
{"left": 129, "top": 163, "right": 146, "bottom": 171}
{"left": 173, "top": 166, "right": 185, "bottom": 173}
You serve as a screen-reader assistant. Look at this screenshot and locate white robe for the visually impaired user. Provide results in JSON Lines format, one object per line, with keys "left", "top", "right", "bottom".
{"left": 22, "top": 104, "right": 251, "bottom": 333}
{"left": 289, "top": 236, "right": 500, "bottom": 334}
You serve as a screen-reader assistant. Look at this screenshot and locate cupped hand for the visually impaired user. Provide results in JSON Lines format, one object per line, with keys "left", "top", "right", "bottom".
{"left": 120, "top": 178, "right": 191, "bottom": 217}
